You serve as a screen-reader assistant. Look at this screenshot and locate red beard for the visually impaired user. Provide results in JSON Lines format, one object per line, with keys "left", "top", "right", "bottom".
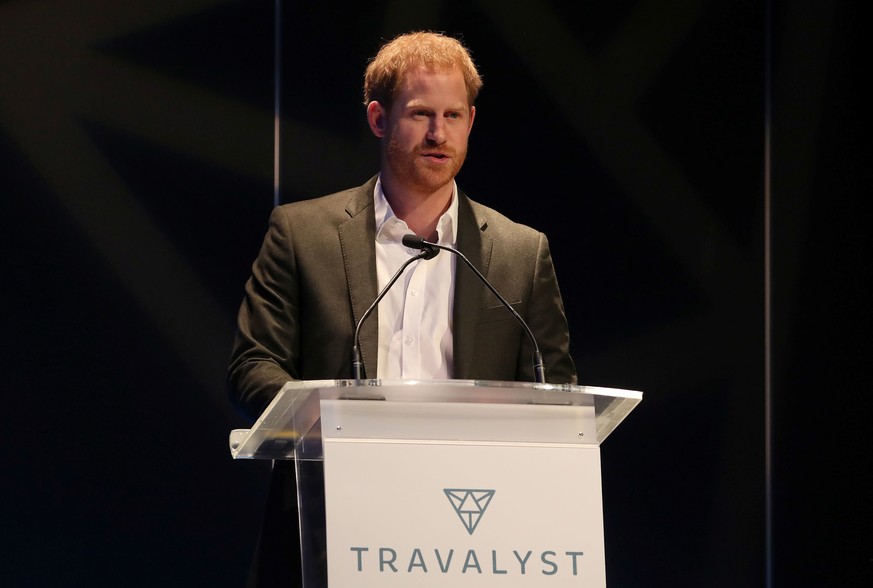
{"left": 385, "top": 138, "right": 467, "bottom": 194}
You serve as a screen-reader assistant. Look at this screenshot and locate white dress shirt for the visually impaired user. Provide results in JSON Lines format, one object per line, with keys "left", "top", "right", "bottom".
{"left": 373, "top": 177, "right": 458, "bottom": 379}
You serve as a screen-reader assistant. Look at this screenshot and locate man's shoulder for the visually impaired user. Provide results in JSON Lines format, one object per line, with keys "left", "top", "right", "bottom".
{"left": 461, "top": 192, "right": 542, "bottom": 240}
{"left": 275, "top": 177, "right": 376, "bottom": 217}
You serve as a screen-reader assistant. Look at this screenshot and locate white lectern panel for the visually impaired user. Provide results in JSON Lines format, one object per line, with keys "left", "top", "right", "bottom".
{"left": 324, "top": 439, "right": 605, "bottom": 588}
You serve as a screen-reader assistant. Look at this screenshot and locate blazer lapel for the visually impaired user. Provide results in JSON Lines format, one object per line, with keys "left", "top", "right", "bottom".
{"left": 339, "top": 179, "right": 379, "bottom": 378}
{"left": 453, "top": 193, "right": 492, "bottom": 379}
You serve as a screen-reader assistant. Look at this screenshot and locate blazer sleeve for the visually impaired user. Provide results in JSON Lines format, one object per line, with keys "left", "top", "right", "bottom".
{"left": 517, "top": 232, "right": 577, "bottom": 384}
{"left": 227, "top": 206, "right": 301, "bottom": 420}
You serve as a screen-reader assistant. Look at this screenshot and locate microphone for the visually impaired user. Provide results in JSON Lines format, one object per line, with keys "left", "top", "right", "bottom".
{"left": 351, "top": 240, "right": 439, "bottom": 380}
{"left": 401, "top": 234, "right": 546, "bottom": 384}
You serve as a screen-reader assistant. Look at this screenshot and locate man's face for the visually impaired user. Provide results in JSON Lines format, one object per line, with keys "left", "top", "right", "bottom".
{"left": 371, "top": 66, "right": 476, "bottom": 196}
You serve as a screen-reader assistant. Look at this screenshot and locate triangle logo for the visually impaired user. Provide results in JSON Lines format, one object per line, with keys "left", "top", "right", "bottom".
{"left": 444, "top": 488, "right": 495, "bottom": 535}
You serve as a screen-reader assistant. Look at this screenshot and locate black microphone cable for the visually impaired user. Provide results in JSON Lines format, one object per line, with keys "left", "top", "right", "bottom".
{"left": 351, "top": 242, "right": 439, "bottom": 381}
{"left": 401, "top": 234, "right": 546, "bottom": 384}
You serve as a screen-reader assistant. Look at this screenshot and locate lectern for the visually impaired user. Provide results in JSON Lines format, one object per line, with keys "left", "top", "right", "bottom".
{"left": 230, "top": 379, "right": 641, "bottom": 587}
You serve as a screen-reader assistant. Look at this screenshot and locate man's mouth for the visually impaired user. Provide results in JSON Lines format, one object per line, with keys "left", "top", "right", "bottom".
{"left": 421, "top": 151, "right": 451, "bottom": 160}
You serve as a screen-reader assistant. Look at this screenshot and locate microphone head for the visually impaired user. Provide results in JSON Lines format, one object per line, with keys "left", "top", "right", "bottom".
{"left": 402, "top": 234, "right": 425, "bottom": 249}
{"left": 402, "top": 234, "right": 439, "bottom": 259}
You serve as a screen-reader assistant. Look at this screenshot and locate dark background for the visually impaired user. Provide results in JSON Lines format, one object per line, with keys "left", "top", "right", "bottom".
{"left": 1, "top": 0, "right": 869, "bottom": 586}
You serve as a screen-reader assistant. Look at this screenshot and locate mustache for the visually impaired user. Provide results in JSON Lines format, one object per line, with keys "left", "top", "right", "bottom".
{"left": 415, "top": 145, "right": 456, "bottom": 157}
{"left": 385, "top": 138, "right": 461, "bottom": 159}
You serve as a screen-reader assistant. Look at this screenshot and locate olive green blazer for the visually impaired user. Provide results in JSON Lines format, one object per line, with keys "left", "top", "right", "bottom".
{"left": 228, "top": 176, "right": 576, "bottom": 419}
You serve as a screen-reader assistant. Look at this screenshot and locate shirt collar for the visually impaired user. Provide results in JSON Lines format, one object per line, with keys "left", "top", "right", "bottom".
{"left": 374, "top": 175, "right": 459, "bottom": 246}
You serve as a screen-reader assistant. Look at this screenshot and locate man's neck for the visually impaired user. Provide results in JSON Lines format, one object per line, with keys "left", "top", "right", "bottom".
{"left": 380, "top": 176, "right": 454, "bottom": 240}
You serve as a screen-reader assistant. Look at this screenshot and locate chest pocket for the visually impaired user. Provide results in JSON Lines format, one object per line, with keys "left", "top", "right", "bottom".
{"left": 477, "top": 302, "right": 523, "bottom": 324}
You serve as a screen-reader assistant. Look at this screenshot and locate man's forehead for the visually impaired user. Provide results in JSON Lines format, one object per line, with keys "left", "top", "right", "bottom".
{"left": 397, "top": 67, "right": 469, "bottom": 104}
{"left": 401, "top": 96, "right": 470, "bottom": 112}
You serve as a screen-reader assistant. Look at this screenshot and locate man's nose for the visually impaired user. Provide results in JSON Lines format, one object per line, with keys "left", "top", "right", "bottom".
{"left": 426, "top": 117, "right": 447, "bottom": 144}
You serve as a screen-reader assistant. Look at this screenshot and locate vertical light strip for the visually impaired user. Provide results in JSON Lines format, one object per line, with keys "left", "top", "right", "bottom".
{"left": 273, "top": 0, "right": 282, "bottom": 208}
{"left": 763, "top": 0, "right": 774, "bottom": 586}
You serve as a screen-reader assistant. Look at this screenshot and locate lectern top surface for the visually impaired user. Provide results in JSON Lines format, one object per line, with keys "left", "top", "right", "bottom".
{"left": 229, "top": 380, "right": 641, "bottom": 460}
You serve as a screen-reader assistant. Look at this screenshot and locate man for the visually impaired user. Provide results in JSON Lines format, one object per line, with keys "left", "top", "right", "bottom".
{"left": 228, "top": 31, "right": 576, "bottom": 587}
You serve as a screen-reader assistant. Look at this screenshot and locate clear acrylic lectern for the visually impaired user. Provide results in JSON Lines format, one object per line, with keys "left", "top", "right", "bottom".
{"left": 230, "top": 379, "right": 641, "bottom": 587}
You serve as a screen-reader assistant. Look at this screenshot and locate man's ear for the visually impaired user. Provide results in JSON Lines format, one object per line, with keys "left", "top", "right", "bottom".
{"left": 367, "top": 101, "right": 387, "bottom": 138}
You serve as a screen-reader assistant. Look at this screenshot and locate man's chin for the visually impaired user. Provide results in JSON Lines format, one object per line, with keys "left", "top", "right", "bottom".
{"left": 418, "top": 160, "right": 465, "bottom": 188}
{"left": 395, "top": 168, "right": 457, "bottom": 195}
{"left": 416, "top": 172, "right": 456, "bottom": 194}
{"left": 385, "top": 153, "right": 465, "bottom": 195}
